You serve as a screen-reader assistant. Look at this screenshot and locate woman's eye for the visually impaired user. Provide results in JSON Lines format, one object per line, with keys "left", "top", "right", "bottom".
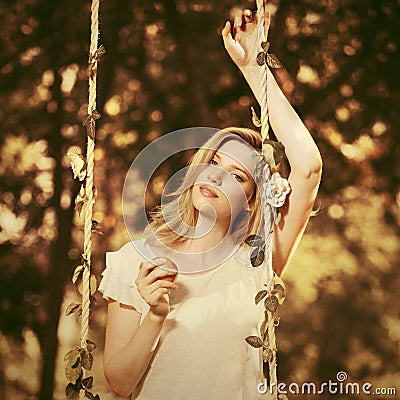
{"left": 209, "top": 159, "right": 218, "bottom": 165}
{"left": 232, "top": 173, "right": 244, "bottom": 182}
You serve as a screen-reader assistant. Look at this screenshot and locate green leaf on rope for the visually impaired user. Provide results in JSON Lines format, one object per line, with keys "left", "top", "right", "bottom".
{"left": 267, "top": 53, "right": 283, "bottom": 69}
{"left": 245, "top": 336, "right": 263, "bottom": 348}
{"left": 274, "top": 283, "right": 285, "bottom": 295}
{"left": 85, "top": 391, "right": 100, "bottom": 400}
{"left": 273, "top": 275, "right": 286, "bottom": 292}
{"left": 65, "top": 302, "right": 82, "bottom": 316}
{"left": 82, "top": 111, "right": 101, "bottom": 139}
{"left": 91, "top": 220, "right": 103, "bottom": 235}
{"left": 92, "top": 109, "right": 101, "bottom": 120}
{"left": 77, "top": 220, "right": 103, "bottom": 235}
{"left": 66, "top": 380, "right": 82, "bottom": 400}
{"left": 271, "top": 280, "right": 286, "bottom": 304}
{"left": 72, "top": 265, "right": 84, "bottom": 285}
{"left": 256, "top": 41, "right": 282, "bottom": 69}
{"left": 262, "top": 347, "right": 273, "bottom": 363}
{"left": 80, "top": 348, "right": 93, "bottom": 371}
{"left": 261, "top": 41, "right": 271, "bottom": 51}
{"left": 264, "top": 295, "right": 279, "bottom": 313}
{"left": 256, "top": 51, "right": 266, "bottom": 66}
{"left": 64, "top": 347, "right": 81, "bottom": 384}
{"left": 256, "top": 42, "right": 270, "bottom": 67}
{"left": 85, "top": 391, "right": 95, "bottom": 399}
{"left": 75, "top": 186, "right": 86, "bottom": 216}
{"left": 271, "top": 290, "right": 285, "bottom": 305}
{"left": 95, "top": 45, "right": 106, "bottom": 58}
{"left": 255, "top": 290, "right": 268, "bottom": 305}
{"left": 86, "top": 339, "right": 97, "bottom": 352}
{"left": 245, "top": 234, "right": 264, "bottom": 247}
{"left": 262, "top": 143, "right": 276, "bottom": 169}
{"left": 262, "top": 140, "right": 286, "bottom": 171}
{"left": 67, "top": 148, "right": 87, "bottom": 181}
{"left": 87, "top": 46, "right": 106, "bottom": 80}
{"left": 85, "top": 390, "right": 94, "bottom": 400}
{"left": 250, "top": 246, "right": 265, "bottom": 267}
{"left": 82, "top": 376, "right": 93, "bottom": 389}
{"left": 77, "top": 274, "right": 97, "bottom": 296}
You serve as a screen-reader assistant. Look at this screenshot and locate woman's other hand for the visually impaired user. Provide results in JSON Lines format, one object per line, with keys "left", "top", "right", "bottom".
{"left": 135, "top": 258, "right": 178, "bottom": 319}
{"left": 222, "top": 2, "right": 271, "bottom": 70}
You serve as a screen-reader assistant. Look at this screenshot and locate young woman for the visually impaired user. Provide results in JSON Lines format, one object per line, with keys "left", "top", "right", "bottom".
{"left": 99, "top": 6, "right": 322, "bottom": 400}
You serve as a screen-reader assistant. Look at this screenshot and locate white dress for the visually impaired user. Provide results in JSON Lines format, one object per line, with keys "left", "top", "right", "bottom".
{"left": 99, "top": 239, "right": 274, "bottom": 400}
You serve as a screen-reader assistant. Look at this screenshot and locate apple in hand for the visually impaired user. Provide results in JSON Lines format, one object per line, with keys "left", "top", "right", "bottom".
{"left": 152, "top": 257, "right": 178, "bottom": 283}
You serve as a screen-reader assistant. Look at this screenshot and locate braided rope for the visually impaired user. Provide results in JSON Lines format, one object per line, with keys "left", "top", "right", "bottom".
{"left": 256, "top": 0, "right": 278, "bottom": 397}
{"left": 80, "top": 0, "right": 99, "bottom": 397}
{"left": 256, "top": 0, "right": 270, "bottom": 140}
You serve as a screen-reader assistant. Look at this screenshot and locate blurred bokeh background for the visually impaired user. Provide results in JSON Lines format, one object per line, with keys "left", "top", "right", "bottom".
{"left": 0, "top": 0, "right": 399, "bottom": 399}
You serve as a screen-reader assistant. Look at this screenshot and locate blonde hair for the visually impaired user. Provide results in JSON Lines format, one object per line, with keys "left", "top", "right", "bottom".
{"left": 145, "top": 127, "right": 264, "bottom": 249}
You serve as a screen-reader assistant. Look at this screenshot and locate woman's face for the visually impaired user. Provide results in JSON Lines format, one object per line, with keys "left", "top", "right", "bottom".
{"left": 191, "top": 139, "right": 257, "bottom": 223}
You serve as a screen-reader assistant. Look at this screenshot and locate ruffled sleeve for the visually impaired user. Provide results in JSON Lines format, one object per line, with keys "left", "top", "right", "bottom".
{"left": 98, "top": 241, "right": 150, "bottom": 315}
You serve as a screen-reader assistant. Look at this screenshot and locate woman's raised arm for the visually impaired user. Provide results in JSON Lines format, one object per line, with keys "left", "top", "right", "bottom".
{"left": 222, "top": 5, "right": 322, "bottom": 275}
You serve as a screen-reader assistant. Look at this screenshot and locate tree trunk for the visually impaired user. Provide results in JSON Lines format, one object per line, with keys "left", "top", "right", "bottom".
{"left": 36, "top": 61, "right": 78, "bottom": 398}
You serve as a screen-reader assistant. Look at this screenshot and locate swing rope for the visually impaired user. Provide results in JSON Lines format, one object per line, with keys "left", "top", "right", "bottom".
{"left": 79, "top": 0, "right": 100, "bottom": 398}
{"left": 81, "top": 0, "right": 99, "bottom": 352}
{"left": 256, "top": 0, "right": 278, "bottom": 396}
{"left": 65, "top": 0, "right": 102, "bottom": 397}
{"left": 256, "top": 0, "right": 270, "bottom": 141}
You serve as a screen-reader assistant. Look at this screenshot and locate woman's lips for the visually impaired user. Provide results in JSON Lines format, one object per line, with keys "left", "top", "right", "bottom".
{"left": 199, "top": 184, "right": 218, "bottom": 198}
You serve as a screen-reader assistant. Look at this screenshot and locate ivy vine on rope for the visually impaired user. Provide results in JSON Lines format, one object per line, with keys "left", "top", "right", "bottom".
{"left": 243, "top": 1, "right": 289, "bottom": 399}
{"left": 64, "top": 0, "right": 104, "bottom": 399}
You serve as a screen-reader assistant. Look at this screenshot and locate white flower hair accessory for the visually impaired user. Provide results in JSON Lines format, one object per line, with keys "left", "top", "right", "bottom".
{"left": 245, "top": 140, "right": 290, "bottom": 269}
{"left": 264, "top": 172, "right": 290, "bottom": 208}
{"left": 253, "top": 139, "right": 291, "bottom": 226}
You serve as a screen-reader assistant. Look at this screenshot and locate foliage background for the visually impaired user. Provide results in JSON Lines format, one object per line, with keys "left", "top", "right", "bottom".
{"left": 0, "top": 0, "right": 399, "bottom": 399}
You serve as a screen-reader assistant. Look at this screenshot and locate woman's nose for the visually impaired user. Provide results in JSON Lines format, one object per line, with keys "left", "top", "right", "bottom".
{"left": 207, "top": 166, "right": 223, "bottom": 185}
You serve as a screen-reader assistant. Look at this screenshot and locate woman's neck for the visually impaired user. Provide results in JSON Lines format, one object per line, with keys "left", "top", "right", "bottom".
{"left": 183, "top": 213, "right": 231, "bottom": 253}
{"left": 161, "top": 215, "right": 237, "bottom": 273}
